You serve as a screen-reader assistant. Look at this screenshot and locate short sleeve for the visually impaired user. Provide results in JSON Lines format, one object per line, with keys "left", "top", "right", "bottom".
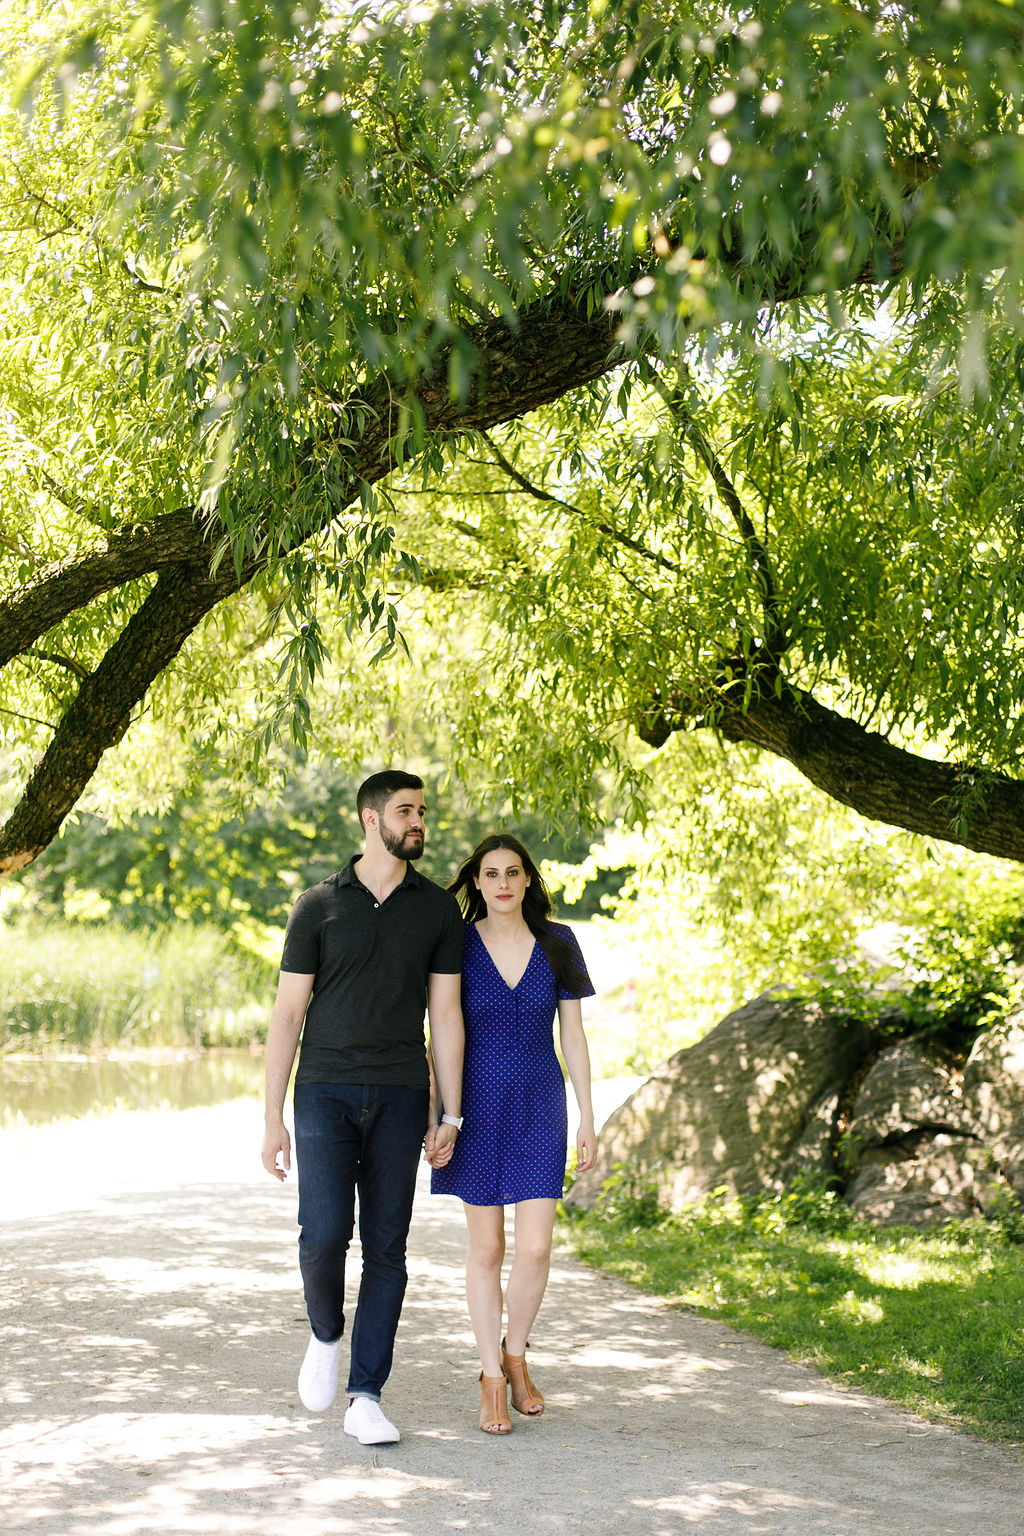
{"left": 280, "top": 887, "right": 321, "bottom": 974}
{"left": 429, "top": 894, "right": 465, "bottom": 975}
{"left": 554, "top": 923, "right": 596, "bottom": 1001}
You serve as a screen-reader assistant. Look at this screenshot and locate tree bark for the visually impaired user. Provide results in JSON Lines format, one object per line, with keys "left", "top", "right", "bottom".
{"left": 0, "top": 560, "right": 254, "bottom": 875}
{"left": 0, "top": 508, "right": 202, "bottom": 671}
{"left": 641, "top": 679, "right": 1024, "bottom": 864}
{"left": 0, "top": 300, "right": 625, "bottom": 874}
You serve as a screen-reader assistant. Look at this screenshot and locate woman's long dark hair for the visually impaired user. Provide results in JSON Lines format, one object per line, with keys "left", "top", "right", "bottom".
{"left": 449, "top": 834, "right": 590, "bottom": 994}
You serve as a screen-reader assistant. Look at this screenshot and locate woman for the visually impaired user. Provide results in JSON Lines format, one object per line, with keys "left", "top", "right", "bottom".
{"left": 429, "top": 834, "right": 598, "bottom": 1435}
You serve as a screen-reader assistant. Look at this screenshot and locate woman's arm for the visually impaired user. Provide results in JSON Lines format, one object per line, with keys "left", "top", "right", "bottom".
{"left": 557, "top": 997, "right": 598, "bottom": 1172}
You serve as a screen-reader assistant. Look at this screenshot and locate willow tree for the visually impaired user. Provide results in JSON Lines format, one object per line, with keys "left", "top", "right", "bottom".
{"left": 2, "top": 0, "right": 1024, "bottom": 877}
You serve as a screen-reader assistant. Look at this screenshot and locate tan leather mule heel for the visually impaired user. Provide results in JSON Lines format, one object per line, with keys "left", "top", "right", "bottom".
{"left": 478, "top": 1372, "right": 512, "bottom": 1434}
{"left": 500, "top": 1338, "right": 544, "bottom": 1416}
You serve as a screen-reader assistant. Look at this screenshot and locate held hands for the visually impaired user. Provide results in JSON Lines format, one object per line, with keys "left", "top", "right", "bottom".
{"left": 575, "top": 1122, "right": 599, "bottom": 1174}
{"left": 423, "top": 1120, "right": 458, "bottom": 1169}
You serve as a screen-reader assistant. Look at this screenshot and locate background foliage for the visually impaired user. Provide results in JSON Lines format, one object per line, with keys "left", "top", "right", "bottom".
{"left": 4, "top": 0, "right": 1024, "bottom": 1070}
{"left": 4, "top": 0, "right": 1024, "bottom": 871}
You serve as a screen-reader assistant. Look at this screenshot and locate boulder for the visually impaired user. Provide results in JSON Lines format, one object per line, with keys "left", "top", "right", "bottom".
{"left": 962, "top": 1014, "right": 1024, "bottom": 1199}
{"left": 574, "top": 988, "right": 1024, "bottom": 1228}
{"left": 835, "top": 1036, "right": 1012, "bottom": 1225}
{"left": 843, "top": 1037, "right": 972, "bottom": 1147}
{"left": 844, "top": 1135, "right": 983, "bottom": 1224}
{"left": 567, "top": 990, "right": 868, "bottom": 1212}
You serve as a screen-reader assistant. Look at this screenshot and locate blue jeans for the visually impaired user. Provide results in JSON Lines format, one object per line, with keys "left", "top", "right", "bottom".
{"left": 294, "top": 1082, "right": 429, "bottom": 1400}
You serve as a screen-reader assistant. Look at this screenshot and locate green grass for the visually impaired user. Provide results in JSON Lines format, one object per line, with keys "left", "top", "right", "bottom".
{"left": 560, "top": 1179, "right": 1024, "bottom": 1448}
{"left": 0, "top": 920, "right": 276, "bottom": 1051}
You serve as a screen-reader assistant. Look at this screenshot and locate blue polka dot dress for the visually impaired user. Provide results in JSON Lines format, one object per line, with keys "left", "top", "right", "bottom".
{"left": 431, "top": 922, "right": 595, "bottom": 1206}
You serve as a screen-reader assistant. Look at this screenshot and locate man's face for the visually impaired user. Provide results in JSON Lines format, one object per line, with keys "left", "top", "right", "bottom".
{"left": 377, "top": 788, "right": 427, "bottom": 860}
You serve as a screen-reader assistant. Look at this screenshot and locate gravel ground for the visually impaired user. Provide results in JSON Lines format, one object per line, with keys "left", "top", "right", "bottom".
{"left": 2, "top": 1091, "right": 1023, "bottom": 1536}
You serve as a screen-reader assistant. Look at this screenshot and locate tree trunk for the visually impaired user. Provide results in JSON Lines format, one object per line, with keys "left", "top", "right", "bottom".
{"left": 0, "top": 301, "right": 625, "bottom": 874}
{"left": 0, "top": 562, "right": 247, "bottom": 874}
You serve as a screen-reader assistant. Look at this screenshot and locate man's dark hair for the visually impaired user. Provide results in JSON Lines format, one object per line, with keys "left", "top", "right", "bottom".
{"left": 356, "top": 769, "right": 424, "bottom": 822}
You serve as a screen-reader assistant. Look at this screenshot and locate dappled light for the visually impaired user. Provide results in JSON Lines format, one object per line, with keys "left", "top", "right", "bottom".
{"left": 4, "top": 1102, "right": 1024, "bottom": 1535}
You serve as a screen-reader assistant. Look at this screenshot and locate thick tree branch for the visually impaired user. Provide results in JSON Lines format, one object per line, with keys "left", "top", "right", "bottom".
{"left": 0, "top": 507, "right": 205, "bottom": 669}
{"left": 640, "top": 672, "right": 1024, "bottom": 863}
{"left": 0, "top": 557, "right": 255, "bottom": 876}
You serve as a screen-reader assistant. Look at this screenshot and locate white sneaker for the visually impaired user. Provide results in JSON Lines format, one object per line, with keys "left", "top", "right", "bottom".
{"left": 298, "top": 1334, "right": 341, "bottom": 1412}
{"left": 343, "top": 1396, "right": 401, "bottom": 1445}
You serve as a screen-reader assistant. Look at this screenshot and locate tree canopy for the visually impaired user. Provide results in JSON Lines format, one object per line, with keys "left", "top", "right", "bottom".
{"left": 3, "top": 0, "right": 1024, "bottom": 878}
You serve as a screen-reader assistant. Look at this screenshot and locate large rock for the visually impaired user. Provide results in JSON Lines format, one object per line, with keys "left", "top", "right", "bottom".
{"left": 844, "top": 1038, "right": 972, "bottom": 1146}
{"left": 844, "top": 1135, "right": 984, "bottom": 1225}
{"left": 962, "top": 1013, "right": 1024, "bottom": 1200}
{"left": 567, "top": 991, "right": 868, "bottom": 1212}
{"left": 840, "top": 1037, "right": 999, "bottom": 1223}
{"left": 573, "top": 987, "right": 1024, "bottom": 1227}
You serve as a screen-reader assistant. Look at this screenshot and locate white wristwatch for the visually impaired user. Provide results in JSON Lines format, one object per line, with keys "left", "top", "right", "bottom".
{"left": 441, "top": 1113, "right": 464, "bottom": 1130}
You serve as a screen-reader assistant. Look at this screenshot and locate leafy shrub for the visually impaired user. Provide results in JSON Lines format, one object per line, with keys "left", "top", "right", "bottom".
{"left": 590, "top": 1163, "right": 667, "bottom": 1227}
{"left": 585, "top": 1173, "right": 855, "bottom": 1240}
{"left": 739, "top": 1175, "right": 855, "bottom": 1236}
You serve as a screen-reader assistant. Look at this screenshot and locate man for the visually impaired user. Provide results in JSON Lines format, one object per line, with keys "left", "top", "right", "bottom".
{"left": 261, "top": 769, "right": 464, "bottom": 1445}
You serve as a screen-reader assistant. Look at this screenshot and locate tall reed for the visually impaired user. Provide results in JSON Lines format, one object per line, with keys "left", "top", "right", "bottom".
{"left": 0, "top": 921, "right": 276, "bottom": 1051}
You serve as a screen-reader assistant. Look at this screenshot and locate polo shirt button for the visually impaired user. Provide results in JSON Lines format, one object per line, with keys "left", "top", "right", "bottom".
{"left": 374, "top": 903, "right": 379, "bottom": 909}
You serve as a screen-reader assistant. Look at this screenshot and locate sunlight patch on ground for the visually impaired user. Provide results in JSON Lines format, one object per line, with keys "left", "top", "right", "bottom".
{"left": 54, "top": 1257, "right": 290, "bottom": 1299}
{"left": 296, "top": 1468, "right": 459, "bottom": 1508}
{"left": 856, "top": 1251, "right": 956, "bottom": 1289}
{"left": 630, "top": 1482, "right": 839, "bottom": 1522}
{"left": 570, "top": 1346, "right": 675, "bottom": 1369}
{"left": 1, "top": 1412, "right": 301, "bottom": 1471}
{"left": 770, "top": 1388, "right": 874, "bottom": 1410}
{"left": 827, "top": 1290, "right": 885, "bottom": 1325}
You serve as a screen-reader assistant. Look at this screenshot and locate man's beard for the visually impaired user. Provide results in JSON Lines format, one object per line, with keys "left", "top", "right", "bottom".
{"left": 380, "top": 824, "right": 424, "bottom": 860}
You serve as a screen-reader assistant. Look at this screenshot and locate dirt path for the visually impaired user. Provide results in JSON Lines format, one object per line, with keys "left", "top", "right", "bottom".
{"left": 2, "top": 1096, "right": 1023, "bottom": 1536}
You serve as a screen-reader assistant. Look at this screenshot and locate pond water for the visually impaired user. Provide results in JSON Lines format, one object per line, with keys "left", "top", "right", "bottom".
{"left": 0, "top": 1048, "right": 265, "bottom": 1127}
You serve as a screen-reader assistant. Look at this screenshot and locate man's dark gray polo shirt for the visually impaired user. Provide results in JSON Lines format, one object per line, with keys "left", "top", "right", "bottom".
{"left": 281, "top": 856, "right": 464, "bottom": 1090}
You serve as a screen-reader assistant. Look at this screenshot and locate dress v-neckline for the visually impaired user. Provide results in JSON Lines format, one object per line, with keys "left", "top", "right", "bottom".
{"left": 472, "top": 923, "right": 537, "bottom": 992}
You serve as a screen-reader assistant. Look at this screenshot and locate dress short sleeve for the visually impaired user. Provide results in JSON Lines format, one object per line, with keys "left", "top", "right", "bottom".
{"left": 552, "top": 923, "right": 596, "bottom": 1001}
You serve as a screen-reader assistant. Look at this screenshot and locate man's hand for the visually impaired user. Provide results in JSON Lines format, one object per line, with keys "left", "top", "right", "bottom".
{"left": 423, "top": 1120, "right": 458, "bottom": 1168}
{"left": 262, "top": 1119, "right": 292, "bottom": 1181}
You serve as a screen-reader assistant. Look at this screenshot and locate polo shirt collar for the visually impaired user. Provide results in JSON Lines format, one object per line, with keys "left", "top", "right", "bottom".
{"left": 338, "top": 854, "right": 424, "bottom": 890}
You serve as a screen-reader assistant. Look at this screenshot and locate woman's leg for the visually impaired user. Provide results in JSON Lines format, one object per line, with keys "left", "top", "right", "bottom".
{"left": 504, "top": 1198, "right": 557, "bottom": 1355}
{"left": 463, "top": 1203, "right": 506, "bottom": 1378}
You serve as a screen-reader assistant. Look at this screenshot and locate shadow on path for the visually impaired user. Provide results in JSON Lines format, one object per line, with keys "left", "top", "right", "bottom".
{"left": 2, "top": 1099, "right": 1022, "bottom": 1535}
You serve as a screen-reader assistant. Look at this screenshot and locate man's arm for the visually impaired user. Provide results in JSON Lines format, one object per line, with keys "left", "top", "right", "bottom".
{"left": 261, "top": 970, "right": 314, "bottom": 1181}
{"left": 424, "top": 970, "right": 463, "bottom": 1168}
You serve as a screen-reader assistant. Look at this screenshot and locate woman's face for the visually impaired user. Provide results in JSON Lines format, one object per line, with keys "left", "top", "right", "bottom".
{"left": 473, "top": 849, "right": 531, "bottom": 917}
